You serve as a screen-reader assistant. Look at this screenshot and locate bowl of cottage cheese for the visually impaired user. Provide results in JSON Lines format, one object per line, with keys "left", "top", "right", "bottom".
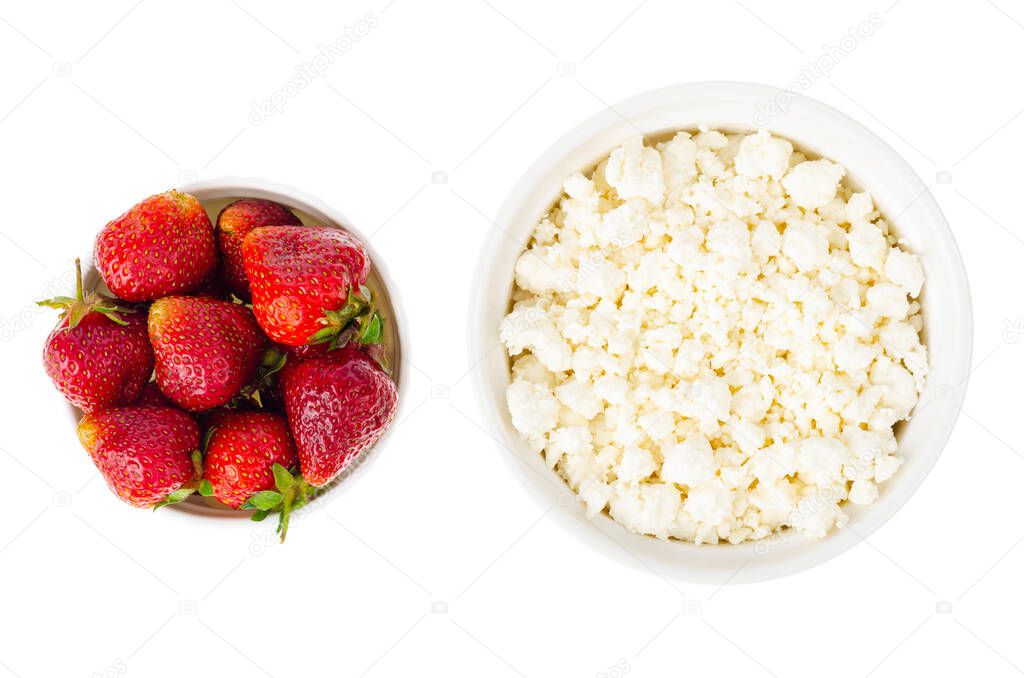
{"left": 471, "top": 82, "right": 972, "bottom": 583}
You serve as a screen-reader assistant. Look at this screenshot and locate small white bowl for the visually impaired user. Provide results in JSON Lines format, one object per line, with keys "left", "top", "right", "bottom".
{"left": 471, "top": 82, "right": 972, "bottom": 583}
{"left": 70, "top": 178, "right": 408, "bottom": 518}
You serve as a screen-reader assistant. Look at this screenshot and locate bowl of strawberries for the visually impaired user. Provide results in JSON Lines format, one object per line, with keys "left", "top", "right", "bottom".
{"left": 42, "top": 178, "right": 404, "bottom": 541}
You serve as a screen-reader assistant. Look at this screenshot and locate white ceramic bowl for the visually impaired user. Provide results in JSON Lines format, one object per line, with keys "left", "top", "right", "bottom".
{"left": 69, "top": 178, "right": 408, "bottom": 518}
{"left": 471, "top": 82, "right": 972, "bottom": 583}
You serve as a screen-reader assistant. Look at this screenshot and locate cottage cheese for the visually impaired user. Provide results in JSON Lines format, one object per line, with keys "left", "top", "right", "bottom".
{"left": 501, "top": 129, "right": 928, "bottom": 545}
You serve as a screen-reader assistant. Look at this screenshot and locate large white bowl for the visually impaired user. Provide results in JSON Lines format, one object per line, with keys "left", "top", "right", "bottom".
{"left": 70, "top": 178, "right": 408, "bottom": 518}
{"left": 471, "top": 82, "right": 972, "bottom": 583}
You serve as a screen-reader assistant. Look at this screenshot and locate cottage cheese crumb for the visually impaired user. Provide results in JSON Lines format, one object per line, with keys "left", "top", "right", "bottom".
{"left": 781, "top": 159, "right": 846, "bottom": 209}
{"left": 502, "top": 130, "right": 928, "bottom": 545}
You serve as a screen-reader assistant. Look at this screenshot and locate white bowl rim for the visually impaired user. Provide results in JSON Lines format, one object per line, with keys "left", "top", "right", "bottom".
{"left": 469, "top": 81, "right": 974, "bottom": 584}
{"left": 70, "top": 177, "right": 409, "bottom": 520}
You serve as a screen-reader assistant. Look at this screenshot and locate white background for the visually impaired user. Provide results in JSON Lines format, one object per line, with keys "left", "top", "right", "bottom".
{"left": 0, "top": 0, "right": 1020, "bottom": 676}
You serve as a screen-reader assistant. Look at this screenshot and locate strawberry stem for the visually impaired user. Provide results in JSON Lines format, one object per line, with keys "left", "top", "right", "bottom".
{"left": 239, "top": 464, "right": 319, "bottom": 543}
{"left": 276, "top": 477, "right": 313, "bottom": 543}
{"left": 279, "top": 485, "right": 296, "bottom": 543}
{"left": 191, "top": 448, "right": 204, "bottom": 479}
{"left": 74, "top": 257, "right": 84, "bottom": 302}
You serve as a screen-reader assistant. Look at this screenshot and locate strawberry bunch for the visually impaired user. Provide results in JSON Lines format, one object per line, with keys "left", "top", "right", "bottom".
{"left": 41, "top": 191, "right": 398, "bottom": 541}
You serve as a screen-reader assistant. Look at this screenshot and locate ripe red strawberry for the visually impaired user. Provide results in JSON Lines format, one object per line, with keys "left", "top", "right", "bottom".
{"left": 200, "top": 411, "right": 298, "bottom": 509}
{"left": 242, "top": 225, "right": 371, "bottom": 346}
{"left": 216, "top": 199, "right": 301, "bottom": 299}
{"left": 281, "top": 345, "right": 397, "bottom": 487}
{"left": 149, "top": 296, "right": 266, "bottom": 411}
{"left": 95, "top": 190, "right": 216, "bottom": 301}
{"left": 77, "top": 405, "right": 200, "bottom": 508}
{"left": 40, "top": 259, "right": 153, "bottom": 412}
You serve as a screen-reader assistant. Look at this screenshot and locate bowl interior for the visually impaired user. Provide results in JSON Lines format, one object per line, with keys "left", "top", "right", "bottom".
{"left": 71, "top": 180, "right": 405, "bottom": 518}
{"left": 472, "top": 82, "right": 972, "bottom": 583}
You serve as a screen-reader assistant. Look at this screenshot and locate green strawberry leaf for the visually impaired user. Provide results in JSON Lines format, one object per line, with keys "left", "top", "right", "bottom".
{"left": 36, "top": 296, "right": 77, "bottom": 309}
{"left": 198, "top": 479, "right": 214, "bottom": 497}
{"left": 153, "top": 487, "right": 195, "bottom": 510}
{"left": 309, "top": 325, "right": 340, "bottom": 344}
{"left": 92, "top": 305, "right": 131, "bottom": 325}
{"left": 251, "top": 509, "right": 270, "bottom": 522}
{"left": 242, "top": 490, "right": 284, "bottom": 511}
{"left": 272, "top": 464, "right": 294, "bottom": 492}
{"left": 67, "top": 302, "right": 90, "bottom": 330}
{"left": 359, "top": 312, "right": 383, "bottom": 344}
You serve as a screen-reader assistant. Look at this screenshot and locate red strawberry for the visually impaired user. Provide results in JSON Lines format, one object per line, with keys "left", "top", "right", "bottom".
{"left": 95, "top": 190, "right": 216, "bottom": 301}
{"left": 200, "top": 411, "right": 298, "bottom": 509}
{"left": 77, "top": 405, "right": 200, "bottom": 508}
{"left": 148, "top": 296, "right": 266, "bottom": 411}
{"left": 281, "top": 345, "right": 397, "bottom": 487}
{"left": 242, "top": 225, "right": 372, "bottom": 346}
{"left": 216, "top": 199, "right": 301, "bottom": 299}
{"left": 40, "top": 259, "right": 153, "bottom": 412}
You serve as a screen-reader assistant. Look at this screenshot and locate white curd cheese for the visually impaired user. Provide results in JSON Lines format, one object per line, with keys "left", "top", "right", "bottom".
{"left": 502, "top": 130, "right": 927, "bottom": 545}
